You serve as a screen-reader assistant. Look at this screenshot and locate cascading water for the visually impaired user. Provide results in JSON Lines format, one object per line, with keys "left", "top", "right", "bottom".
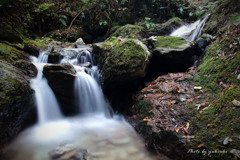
{"left": 30, "top": 51, "right": 62, "bottom": 124}
{"left": 2, "top": 44, "right": 156, "bottom": 160}
{"left": 59, "top": 46, "right": 109, "bottom": 115}
{"left": 170, "top": 14, "right": 210, "bottom": 41}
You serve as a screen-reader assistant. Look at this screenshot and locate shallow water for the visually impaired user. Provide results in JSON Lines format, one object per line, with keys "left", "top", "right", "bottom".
{"left": 3, "top": 115, "right": 154, "bottom": 160}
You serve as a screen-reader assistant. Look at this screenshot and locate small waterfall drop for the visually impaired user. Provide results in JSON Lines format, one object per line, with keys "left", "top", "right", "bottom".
{"left": 59, "top": 46, "right": 109, "bottom": 116}
{"left": 31, "top": 51, "right": 62, "bottom": 124}
{"left": 170, "top": 14, "right": 210, "bottom": 41}
{"left": 2, "top": 44, "right": 157, "bottom": 160}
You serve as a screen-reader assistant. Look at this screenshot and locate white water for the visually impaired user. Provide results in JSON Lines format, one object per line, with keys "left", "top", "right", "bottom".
{"left": 170, "top": 14, "right": 210, "bottom": 41}
{"left": 59, "top": 46, "right": 109, "bottom": 115}
{"left": 30, "top": 51, "right": 62, "bottom": 124}
{"left": 2, "top": 45, "right": 159, "bottom": 160}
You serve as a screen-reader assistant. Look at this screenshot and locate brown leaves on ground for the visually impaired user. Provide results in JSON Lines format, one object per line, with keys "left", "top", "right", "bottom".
{"left": 129, "top": 67, "right": 212, "bottom": 139}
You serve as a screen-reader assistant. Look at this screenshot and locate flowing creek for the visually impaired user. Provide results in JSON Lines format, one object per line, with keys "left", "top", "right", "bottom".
{"left": 2, "top": 15, "right": 210, "bottom": 159}
{"left": 2, "top": 45, "right": 155, "bottom": 160}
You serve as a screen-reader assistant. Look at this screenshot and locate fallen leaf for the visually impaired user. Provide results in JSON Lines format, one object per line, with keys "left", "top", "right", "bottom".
{"left": 148, "top": 109, "right": 153, "bottom": 113}
{"left": 143, "top": 117, "right": 151, "bottom": 122}
{"left": 197, "top": 143, "right": 205, "bottom": 148}
{"left": 188, "top": 98, "right": 194, "bottom": 102}
{"left": 168, "top": 101, "right": 172, "bottom": 107}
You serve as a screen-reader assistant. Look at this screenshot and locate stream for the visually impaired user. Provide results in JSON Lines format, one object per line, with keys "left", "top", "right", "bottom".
{"left": 2, "top": 45, "right": 155, "bottom": 160}
{"left": 2, "top": 15, "right": 209, "bottom": 160}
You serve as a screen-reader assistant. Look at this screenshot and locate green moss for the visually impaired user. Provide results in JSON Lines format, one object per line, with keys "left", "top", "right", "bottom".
{"left": 0, "top": 43, "right": 23, "bottom": 63}
{"left": 101, "top": 37, "right": 150, "bottom": 81}
{"left": 111, "top": 24, "right": 145, "bottom": 39}
{"left": 154, "top": 36, "right": 188, "bottom": 49}
{"left": 23, "top": 39, "right": 46, "bottom": 49}
{"left": 162, "top": 17, "right": 183, "bottom": 27}
{"left": 189, "top": 87, "right": 240, "bottom": 159}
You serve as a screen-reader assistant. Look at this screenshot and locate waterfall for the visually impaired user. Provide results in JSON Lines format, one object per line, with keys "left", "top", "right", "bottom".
{"left": 30, "top": 51, "right": 62, "bottom": 124}
{"left": 170, "top": 14, "right": 210, "bottom": 41}
{"left": 3, "top": 44, "right": 157, "bottom": 160}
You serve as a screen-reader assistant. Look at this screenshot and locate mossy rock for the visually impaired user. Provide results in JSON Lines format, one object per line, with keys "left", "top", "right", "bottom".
{"left": 92, "top": 36, "right": 151, "bottom": 88}
{"left": 0, "top": 43, "right": 29, "bottom": 64}
{"left": 149, "top": 17, "right": 183, "bottom": 36}
{"left": 0, "top": 60, "right": 35, "bottom": 147}
{"left": 23, "top": 39, "right": 48, "bottom": 56}
{"left": 148, "top": 36, "right": 194, "bottom": 71}
{"left": 204, "top": 0, "right": 240, "bottom": 35}
{"left": 149, "top": 36, "right": 192, "bottom": 57}
{"left": 111, "top": 24, "right": 146, "bottom": 39}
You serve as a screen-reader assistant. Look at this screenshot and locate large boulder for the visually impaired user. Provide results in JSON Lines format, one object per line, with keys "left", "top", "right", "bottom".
{"left": 149, "top": 17, "right": 184, "bottom": 36}
{"left": 111, "top": 24, "right": 146, "bottom": 39}
{"left": 148, "top": 36, "right": 194, "bottom": 72}
{"left": 43, "top": 63, "right": 76, "bottom": 97}
{"left": 43, "top": 63, "right": 77, "bottom": 115}
{"left": 0, "top": 61, "right": 35, "bottom": 148}
{"left": 14, "top": 60, "right": 38, "bottom": 78}
{"left": 0, "top": 43, "right": 29, "bottom": 64}
{"left": 23, "top": 39, "right": 48, "bottom": 57}
{"left": 92, "top": 37, "right": 151, "bottom": 89}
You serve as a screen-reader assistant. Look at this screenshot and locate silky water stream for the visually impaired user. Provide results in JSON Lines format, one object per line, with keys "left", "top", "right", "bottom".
{"left": 2, "top": 45, "right": 154, "bottom": 160}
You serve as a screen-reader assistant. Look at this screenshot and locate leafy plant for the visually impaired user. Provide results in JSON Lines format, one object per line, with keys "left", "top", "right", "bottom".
{"left": 59, "top": 15, "right": 68, "bottom": 27}
{"left": 143, "top": 17, "right": 155, "bottom": 30}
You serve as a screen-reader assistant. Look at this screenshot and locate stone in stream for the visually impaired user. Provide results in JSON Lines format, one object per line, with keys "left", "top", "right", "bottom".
{"left": 0, "top": 60, "right": 36, "bottom": 147}
{"left": 43, "top": 63, "right": 77, "bottom": 115}
{"left": 92, "top": 36, "right": 151, "bottom": 89}
{"left": 14, "top": 60, "right": 38, "bottom": 78}
{"left": 49, "top": 143, "right": 93, "bottom": 160}
{"left": 147, "top": 36, "right": 195, "bottom": 71}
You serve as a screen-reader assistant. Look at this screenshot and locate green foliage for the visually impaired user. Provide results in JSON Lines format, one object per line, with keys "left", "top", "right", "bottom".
{"left": 59, "top": 15, "right": 68, "bottom": 27}
{"left": 35, "top": 3, "right": 54, "bottom": 13}
{"left": 99, "top": 21, "right": 108, "bottom": 26}
{"left": 143, "top": 17, "right": 155, "bottom": 30}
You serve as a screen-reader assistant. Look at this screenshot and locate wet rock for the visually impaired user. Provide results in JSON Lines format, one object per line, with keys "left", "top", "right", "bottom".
{"left": 14, "top": 60, "right": 38, "bottom": 78}
{"left": 49, "top": 143, "right": 92, "bottom": 160}
{"left": 148, "top": 36, "right": 194, "bottom": 71}
{"left": 43, "top": 63, "right": 76, "bottom": 97}
{"left": 149, "top": 17, "right": 184, "bottom": 36}
{"left": 43, "top": 63, "right": 77, "bottom": 115}
{"left": 195, "top": 33, "right": 215, "bottom": 54}
{"left": 23, "top": 39, "right": 47, "bottom": 57}
{"left": 48, "top": 50, "right": 64, "bottom": 64}
{"left": 75, "top": 38, "right": 85, "bottom": 45}
{"left": 0, "top": 60, "right": 36, "bottom": 148}
{"left": 93, "top": 37, "right": 151, "bottom": 89}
